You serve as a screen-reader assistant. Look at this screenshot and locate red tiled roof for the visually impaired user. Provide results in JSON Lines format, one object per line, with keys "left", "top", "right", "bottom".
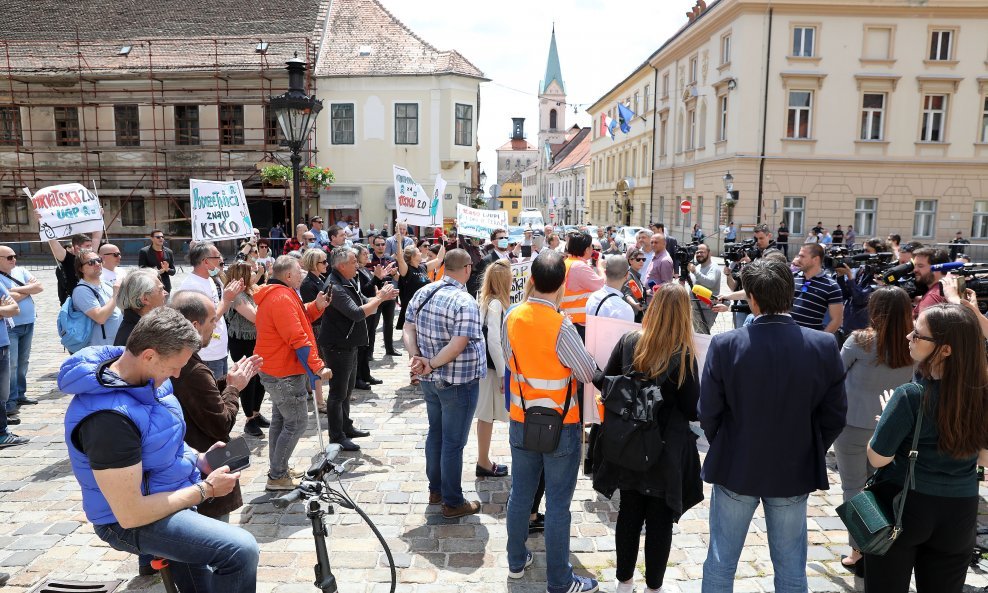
{"left": 497, "top": 139, "right": 537, "bottom": 151}
{"left": 314, "top": 0, "right": 487, "bottom": 79}
{"left": 550, "top": 127, "right": 591, "bottom": 172}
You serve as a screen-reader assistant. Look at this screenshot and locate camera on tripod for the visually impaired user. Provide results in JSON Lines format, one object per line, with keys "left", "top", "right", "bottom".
{"left": 721, "top": 238, "right": 758, "bottom": 263}
{"left": 675, "top": 240, "right": 700, "bottom": 267}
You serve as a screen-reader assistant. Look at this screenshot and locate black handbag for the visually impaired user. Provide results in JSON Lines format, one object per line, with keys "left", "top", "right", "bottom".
{"left": 836, "top": 383, "right": 925, "bottom": 556}
{"left": 512, "top": 352, "right": 573, "bottom": 453}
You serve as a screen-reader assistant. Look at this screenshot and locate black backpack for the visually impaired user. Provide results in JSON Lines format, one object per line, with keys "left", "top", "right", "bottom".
{"left": 594, "top": 350, "right": 667, "bottom": 472}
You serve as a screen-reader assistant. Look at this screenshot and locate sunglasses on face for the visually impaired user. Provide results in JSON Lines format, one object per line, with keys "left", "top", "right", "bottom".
{"left": 633, "top": 257, "right": 646, "bottom": 262}
{"left": 152, "top": 235, "right": 165, "bottom": 240}
{"left": 84, "top": 258, "right": 103, "bottom": 266}
{"left": 103, "top": 252, "right": 121, "bottom": 257}
{"left": 2, "top": 255, "right": 15, "bottom": 261}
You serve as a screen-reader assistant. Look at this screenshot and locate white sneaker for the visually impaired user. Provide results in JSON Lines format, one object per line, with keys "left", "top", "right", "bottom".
{"left": 508, "top": 551, "right": 533, "bottom": 579}
{"left": 616, "top": 580, "right": 635, "bottom": 593}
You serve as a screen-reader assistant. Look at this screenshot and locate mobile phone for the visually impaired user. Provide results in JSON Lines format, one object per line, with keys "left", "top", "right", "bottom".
{"left": 957, "top": 276, "right": 966, "bottom": 294}
{"left": 204, "top": 436, "right": 251, "bottom": 472}
{"left": 521, "top": 245, "right": 532, "bottom": 258}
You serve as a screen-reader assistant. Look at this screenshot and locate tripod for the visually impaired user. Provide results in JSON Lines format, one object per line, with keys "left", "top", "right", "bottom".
{"left": 677, "top": 258, "right": 712, "bottom": 335}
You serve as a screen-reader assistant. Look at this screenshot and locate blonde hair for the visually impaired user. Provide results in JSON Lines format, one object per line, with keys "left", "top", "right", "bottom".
{"left": 479, "top": 259, "right": 511, "bottom": 312}
{"left": 632, "top": 283, "right": 695, "bottom": 386}
{"left": 402, "top": 245, "right": 419, "bottom": 265}
{"left": 224, "top": 261, "right": 257, "bottom": 295}
{"left": 300, "top": 248, "right": 326, "bottom": 273}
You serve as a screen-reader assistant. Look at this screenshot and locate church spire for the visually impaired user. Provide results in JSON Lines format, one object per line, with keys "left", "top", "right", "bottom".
{"left": 541, "top": 26, "right": 565, "bottom": 95}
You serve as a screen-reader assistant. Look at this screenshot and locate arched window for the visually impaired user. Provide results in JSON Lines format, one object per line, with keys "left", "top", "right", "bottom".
{"left": 549, "top": 109, "right": 557, "bottom": 130}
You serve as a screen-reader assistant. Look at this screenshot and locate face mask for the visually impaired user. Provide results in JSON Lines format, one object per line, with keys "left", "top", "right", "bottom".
{"left": 208, "top": 268, "right": 220, "bottom": 277}
{"left": 307, "top": 242, "right": 317, "bottom": 249}
{"left": 497, "top": 239, "right": 509, "bottom": 250}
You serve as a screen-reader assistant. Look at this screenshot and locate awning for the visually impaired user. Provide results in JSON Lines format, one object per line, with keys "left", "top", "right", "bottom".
{"left": 319, "top": 187, "right": 360, "bottom": 209}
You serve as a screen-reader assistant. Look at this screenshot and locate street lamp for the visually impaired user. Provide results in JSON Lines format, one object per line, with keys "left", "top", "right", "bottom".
{"left": 270, "top": 54, "right": 323, "bottom": 230}
{"left": 723, "top": 171, "right": 734, "bottom": 192}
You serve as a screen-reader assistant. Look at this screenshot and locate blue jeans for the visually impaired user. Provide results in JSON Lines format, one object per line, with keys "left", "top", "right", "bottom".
{"left": 7, "top": 322, "right": 32, "bottom": 407}
{"left": 260, "top": 372, "right": 309, "bottom": 480}
{"left": 506, "top": 420, "right": 583, "bottom": 590}
{"left": 421, "top": 378, "right": 480, "bottom": 507}
{"left": 204, "top": 357, "right": 229, "bottom": 381}
{"left": 0, "top": 346, "right": 9, "bottom": 434}
{"left": 94, "top": 508, "right": 258, "bottom": 593}
{"left": 702, "top": 484, "right": 809, "bottom": 593}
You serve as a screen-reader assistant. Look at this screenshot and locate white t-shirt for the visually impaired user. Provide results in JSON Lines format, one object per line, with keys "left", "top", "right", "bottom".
{"left": 586, "top": 285, "right": 635, "bottom": 322}
{"left": 101, "top": 266, "right": 126, "bottom": 286}
{"left": 176, "top": 273, "right": 228, "bottom": 362}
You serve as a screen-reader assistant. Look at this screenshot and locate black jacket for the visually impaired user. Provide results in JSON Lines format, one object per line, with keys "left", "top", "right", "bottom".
{"left": 113, "top": 309, "right": 142, "bottom": 347}
{"left": 317, "top": 269, "right": 368, "bottom": 349}
{"left": 591, "top": 332, "right": 703, "bottom": 520}
{"left": 137, "top": 245, "right": 176, "bottom": 292}
{"left": 300, "top": 272, "right": 324, "bottom": 305}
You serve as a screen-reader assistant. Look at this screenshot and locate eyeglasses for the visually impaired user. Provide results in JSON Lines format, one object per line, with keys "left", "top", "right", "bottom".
{"left": 2, "top": 255, "right": 15, "bottom": 261}
{"left": 206, "top": 255, "right": 223, "bottom": 260}
{"left": 632, "top": 257, "right": 646, "bottom": 262}
{"left": 908, "top": 330, "right": 937, "bottom": 344}
{"left": 317, "top": 260, "right": 328, "bottom": 266}
{"left": 103, "top": 252, "right": 121, "bottom": 257}
{"left": 84, "top": 258, "right": 103, "bottom": 266}
{"left": 152, "top": 235, "right": 165, "bottom": 240}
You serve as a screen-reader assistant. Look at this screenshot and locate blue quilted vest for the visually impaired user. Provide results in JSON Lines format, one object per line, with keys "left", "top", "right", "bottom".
{"left": 61, "top": 346, "right": 201, "bottom": 526}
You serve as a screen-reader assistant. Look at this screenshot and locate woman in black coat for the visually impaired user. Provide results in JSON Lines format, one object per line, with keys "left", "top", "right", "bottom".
{"left": 353, "top": 244, "right": 393, "bottom": 389}
{"left": 299, "top": 248, "right": 329, "bottom": 412}
{"left": 592, "top": 283, "right": 702, "bottom": 593}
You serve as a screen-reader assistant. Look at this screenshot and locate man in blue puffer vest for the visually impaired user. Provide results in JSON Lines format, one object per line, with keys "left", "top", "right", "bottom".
{"left": 60, "top": 307, "right": 259, "bottom": 593}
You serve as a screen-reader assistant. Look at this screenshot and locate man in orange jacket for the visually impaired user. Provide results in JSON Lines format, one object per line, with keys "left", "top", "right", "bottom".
{"left": 254, "top": 255, "right": 332, "bottom": 492}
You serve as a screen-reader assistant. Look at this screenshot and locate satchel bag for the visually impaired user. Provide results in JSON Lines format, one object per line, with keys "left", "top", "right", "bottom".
{"left": 597, "top": 369, "right": 665, "bottom": 472}
{"left": 512, "top": 352, "right": 573, "bottom": 454}
{"left": 836, "top": 383, "right": 925, "bottom": 556}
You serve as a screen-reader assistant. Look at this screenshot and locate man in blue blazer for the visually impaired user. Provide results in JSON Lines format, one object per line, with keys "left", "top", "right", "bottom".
{"left": 699, "top": 258, "right": 846, "bottom": 593}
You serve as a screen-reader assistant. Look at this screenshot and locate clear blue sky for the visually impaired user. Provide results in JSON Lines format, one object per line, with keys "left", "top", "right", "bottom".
{"left": 381, "top": 0, "right": 688, "bottom": 190}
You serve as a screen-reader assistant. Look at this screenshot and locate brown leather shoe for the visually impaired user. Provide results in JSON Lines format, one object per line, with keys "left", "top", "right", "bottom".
{"left": 442, "top": 500, "right": 481, "bottom": 519}
{"left": 428, "top": 491, "right": 442, "bottom": 505}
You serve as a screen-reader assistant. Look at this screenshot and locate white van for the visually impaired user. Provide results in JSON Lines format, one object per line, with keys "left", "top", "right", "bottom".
{"left": 518, "top": 208, "right": 545, "bottom": 230}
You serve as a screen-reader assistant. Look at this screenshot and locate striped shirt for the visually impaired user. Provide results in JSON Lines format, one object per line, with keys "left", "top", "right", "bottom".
{"left": 501, "top": 298, "right": 598, "bottom": 384}
{"left": 791, "top": 272, "right": 842, "bottom": 330}
{"left": 405, "top": 277, "right": 486, "bottom": 385}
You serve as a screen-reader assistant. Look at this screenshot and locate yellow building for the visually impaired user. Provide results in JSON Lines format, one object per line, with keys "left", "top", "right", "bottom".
{"left": 500, "top": 171, "right": 523, "bottom": 225}
{"left": 590, "top": 0, "right": 988, "bottom": 252}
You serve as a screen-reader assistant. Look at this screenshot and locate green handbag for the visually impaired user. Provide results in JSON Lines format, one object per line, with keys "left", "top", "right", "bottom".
{"left": 836, "top": 384, "right": 924, "bottom": 556}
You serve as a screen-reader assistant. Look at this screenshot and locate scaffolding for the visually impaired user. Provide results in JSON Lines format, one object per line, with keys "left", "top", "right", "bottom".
{"left": 0, "top": 34, "right": 320, "bottom": 249}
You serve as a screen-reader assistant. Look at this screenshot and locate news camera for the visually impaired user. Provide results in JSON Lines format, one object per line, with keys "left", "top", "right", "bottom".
{"left": 721, "top": 238, "right": 758, "bottom": 263}
{"left": 675, "top": 240, "right": 701, "bottom": 267}
{"left": 951, "top": 264, "right": 988, "bottom": 315}
{"left": 824, "top": 247, "right": 894, "bottom": 272}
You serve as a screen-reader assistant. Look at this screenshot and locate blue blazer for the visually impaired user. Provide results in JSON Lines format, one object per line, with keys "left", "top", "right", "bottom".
{"left": 699, "top": 314, "right": 847, "bottom": 497}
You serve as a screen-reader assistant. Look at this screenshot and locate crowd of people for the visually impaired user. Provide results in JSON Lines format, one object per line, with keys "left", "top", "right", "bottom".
{"left": 0, "top": 214, "right": 982, "bottom": 593}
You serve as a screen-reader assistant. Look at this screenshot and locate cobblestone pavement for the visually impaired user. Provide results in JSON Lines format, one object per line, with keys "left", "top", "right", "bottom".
{"left": 1, "top": 266, "right": 987, "bottom": 593}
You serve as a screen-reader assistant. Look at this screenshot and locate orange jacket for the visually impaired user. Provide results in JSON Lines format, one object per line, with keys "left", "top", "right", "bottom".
{"left": 254, "top": 282, "right": 324, "bottom": 378}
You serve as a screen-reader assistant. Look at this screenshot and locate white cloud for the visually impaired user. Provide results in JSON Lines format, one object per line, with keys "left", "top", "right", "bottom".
{"left": 378, "top": 0, "right": 688, "bottom": 186}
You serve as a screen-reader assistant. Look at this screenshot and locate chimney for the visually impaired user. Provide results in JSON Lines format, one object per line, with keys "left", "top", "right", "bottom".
{"left": 511, "top": 117, "right": 526, "bottom": 140}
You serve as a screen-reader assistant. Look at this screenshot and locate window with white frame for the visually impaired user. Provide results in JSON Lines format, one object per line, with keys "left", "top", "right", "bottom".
{"left": 633, "top": 92, "right": 640, "bottom": 116}
{"left": 860, "top": 93, "right": 886, "bottom": 141}
{"left": 686, "top": 108, "right": 696, "bottom": 149}
{"left": 972, "top": 201, "right": 988, "bottom": 239}
{"left": 913, "top": 199, "right": 937, "bottom": 238}
{"left": 718, "top": 95, "right": 728, "bottom": 141}
{"left": 981, "top": 97, "right": 988, "bottom": 143}
{"left": 659, "top": 118, "right": 667, "bottom": 156}
{"left": 920, "top": 94, "right": 947, "bottom": 142}
{"left": 783, "top": 196, "right": 805, "bottom": 235}
{"left": 786, "top": 91, "right": 812, "bottom": 139}
{"left": 792, "top": 26, "right": 815, "bottom": 57}
{"left": 454, "top": 103, "right": 473, "bottom": 146}
{"left": 662, "top": 73, "right": 669, "bottom": 98}
{"left": 929, "top": 29, "right": 953, "bottom": 61}
{"left": 689, "top": 56, "right": 698, "bottom": 84}
{"left": 395, "top": 103, "right": 418, "bottom": 145}
{"left": 854, "top": 198, "right": 877, "bottom": 236}
{"left": 721, "top": 34, "right": 732, "bottom": 65}
{"left": 644, "top": 84, "right": 651, "bottom": 112}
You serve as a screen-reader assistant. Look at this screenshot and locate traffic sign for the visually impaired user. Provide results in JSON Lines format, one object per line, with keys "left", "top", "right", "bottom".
{"left": 680, "top": 200, "right": 692, "bottom": 214}
{"left": 549, "top": 212, "right": 555, "bottom": 220}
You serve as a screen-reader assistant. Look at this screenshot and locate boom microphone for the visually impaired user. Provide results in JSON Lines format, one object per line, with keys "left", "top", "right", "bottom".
{"left": 930, "top": 261, "right": 966, "bottom": 273}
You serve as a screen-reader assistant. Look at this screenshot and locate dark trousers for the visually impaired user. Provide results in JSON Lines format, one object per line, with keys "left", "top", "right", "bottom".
{"left": 359, "top": 312, "right": 380, "bottom": 380}
{"left": 322, "top": 346, "right": 358, "bottom": 441}
{"left": 778, "top": 242, "right": 789, "bottom": 258}
{"left": 615, "top": 489, "right": 675, "bottom": 590}
{"left": 378, "top": 299, "right": 396, "bottom": 351}
{"left": 228, "top": 336, "right": 264, "bottom": 417}
{"left": 864, "top": 482, "right": 977, "bottom": 593}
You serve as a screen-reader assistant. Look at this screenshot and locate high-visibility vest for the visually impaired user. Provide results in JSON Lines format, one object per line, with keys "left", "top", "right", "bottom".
{"left": 429, "top": 263, "right": 445, "bottom": 282}
{"left": 506, "top": 302, "right": 580, "bottom": 424}
{"left": 560, "top": 257, "right": 591, "bottom": 325}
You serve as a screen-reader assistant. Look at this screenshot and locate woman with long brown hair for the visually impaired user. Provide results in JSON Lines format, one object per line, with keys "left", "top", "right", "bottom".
{"left": 593, "top": 283, "right": 702, "bottom": 593}
{"left": 223, "top": 261, "right": 268, "bottom": 437}
{"left": 864, "top": 303, "right": 988, "bottom": 592}
{"left": 835, "top": 285, "right": 915, "bottom": 573}
{"left": 474, "top": 259, "right": 511, "bottom": 478}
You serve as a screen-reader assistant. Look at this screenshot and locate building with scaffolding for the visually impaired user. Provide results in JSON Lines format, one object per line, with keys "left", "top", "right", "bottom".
{"left": 0, "top": 0, "right": 325, "bottom": 253}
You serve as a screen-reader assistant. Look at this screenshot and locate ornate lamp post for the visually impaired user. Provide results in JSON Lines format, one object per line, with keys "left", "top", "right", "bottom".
{"left": 270, "top": 54, "right": 323, "bottom": 230}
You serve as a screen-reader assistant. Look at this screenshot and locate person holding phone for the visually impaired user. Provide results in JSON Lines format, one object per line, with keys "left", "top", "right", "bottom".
{"left": 169, "top": 291, "right": 262, "bottom": 519}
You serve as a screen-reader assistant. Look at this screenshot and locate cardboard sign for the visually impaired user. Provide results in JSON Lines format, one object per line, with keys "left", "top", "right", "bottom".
{"left": 190, "top": 179, "right": 253, "bottom": 242}
{"left": 509, "top": 261, "right": 532, "bottom": 305}
{"left": 393, "top": 165, "right": 434, "bottom": 227}
{"left": 28, "top": 183, "right": 104, "bottom": 240}
{"left": 456, "top": 203, "right": 508, "bottom": 240}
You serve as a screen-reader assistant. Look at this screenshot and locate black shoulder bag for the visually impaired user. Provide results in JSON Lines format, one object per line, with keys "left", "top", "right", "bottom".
{"left": 511, "top": 351, "right": 573, "bottom": 453}
{"left": 481, "top": 303, "right": 504, "bottom": 370}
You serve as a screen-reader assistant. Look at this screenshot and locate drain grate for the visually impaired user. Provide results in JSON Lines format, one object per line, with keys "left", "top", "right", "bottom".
{"left": 25, "top": 580, "right": 122, "bottom": 593}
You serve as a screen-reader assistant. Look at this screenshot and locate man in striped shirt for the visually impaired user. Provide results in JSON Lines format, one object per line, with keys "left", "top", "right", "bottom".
{"left": 791, "top": 244, "right": 843, "bottom": 333}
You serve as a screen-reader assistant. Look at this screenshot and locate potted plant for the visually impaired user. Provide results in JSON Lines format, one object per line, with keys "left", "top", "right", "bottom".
{"left": 303, "top": 166, "right": 335, "bottom": 191}
{"left": 259, "top": 165, "right": 291, "bottom": 186}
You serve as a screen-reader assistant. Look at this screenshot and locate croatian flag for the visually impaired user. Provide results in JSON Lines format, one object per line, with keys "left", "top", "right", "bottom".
{"left": 600, "top": 113, "right": 617, "bottom": 140}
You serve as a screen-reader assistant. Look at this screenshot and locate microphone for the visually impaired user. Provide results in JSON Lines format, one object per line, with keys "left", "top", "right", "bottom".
{"left": 930, "top": 261, "right": 966, "bottom": 273}
{"left": 880, "top": 262, "right": 913, "bottom": 284}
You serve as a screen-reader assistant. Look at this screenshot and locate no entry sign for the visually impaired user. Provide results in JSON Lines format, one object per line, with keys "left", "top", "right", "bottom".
{"left": 680, "top": 200, "right": 692, "bottom": 214}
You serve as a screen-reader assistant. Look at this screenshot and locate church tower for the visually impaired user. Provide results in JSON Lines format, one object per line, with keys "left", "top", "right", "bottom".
{"left": 538, "top": 26, "right": 567, "bottom": 148}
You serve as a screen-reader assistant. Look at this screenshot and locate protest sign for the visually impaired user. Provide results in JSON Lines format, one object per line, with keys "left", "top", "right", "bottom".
{"left": 509, "top": 261, "right": 532, "bottom": 305}
{"left": 456, "top": 203, "right": 508, "bottom": 240}
{"left": 190, "top": 179, "right": 253, "bottom": 242}
{"left": 393, "top": 165, "right": 435, "bottom": 227}
{"left": 27, "top": 183, "right": 104, "bottom": 240}
{"left": 431, "top": 174, "right": 447, "bottom": 223}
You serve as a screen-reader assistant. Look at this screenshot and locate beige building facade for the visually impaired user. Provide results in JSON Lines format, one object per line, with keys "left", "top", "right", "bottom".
{"left": 590, "top": 0, "right": 988, "bottom": 250}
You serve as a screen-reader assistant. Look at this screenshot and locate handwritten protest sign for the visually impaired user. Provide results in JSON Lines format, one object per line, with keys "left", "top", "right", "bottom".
{"left": 27, "top": 183, "right": 104, "bottom": 240}
{"left": 393, "top": 165, "right": 435, "bottom": 227}
{"left": 509, "top": 261, "right": 532, "bottom": 305}
{"left": 456, "top": 203, "right": 508, "bottom": 240}
{"left": 431, "top": 174, "right": 447, "bottom": 223}
{"left": 190, "top": 179, "right": 253, "bottom": 242}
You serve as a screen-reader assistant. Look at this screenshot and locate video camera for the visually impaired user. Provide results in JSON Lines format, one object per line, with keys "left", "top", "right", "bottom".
{"left": 721, "top": 238, "right": 758, "bottom": 263}
{"left": 951, "top": 264, "right": 988, "bottom": 315}
{"left": 675, "top": 240, "right": 701, "bottom": 267}
{"left": 824, "top": 247, "right": 894, "bottom": 271}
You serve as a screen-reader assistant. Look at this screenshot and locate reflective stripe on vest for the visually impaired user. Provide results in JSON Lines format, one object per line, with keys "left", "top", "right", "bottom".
{"left": 506, "top": 302, "right": 581, "bottom": 424}
{"left": 560, "top": 257, "right": 591, "bottom": 324}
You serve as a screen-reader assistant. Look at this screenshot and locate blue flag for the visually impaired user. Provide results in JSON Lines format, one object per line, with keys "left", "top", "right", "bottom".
{"left": 617, "top": 103, "right": 635, "bottom": 134}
